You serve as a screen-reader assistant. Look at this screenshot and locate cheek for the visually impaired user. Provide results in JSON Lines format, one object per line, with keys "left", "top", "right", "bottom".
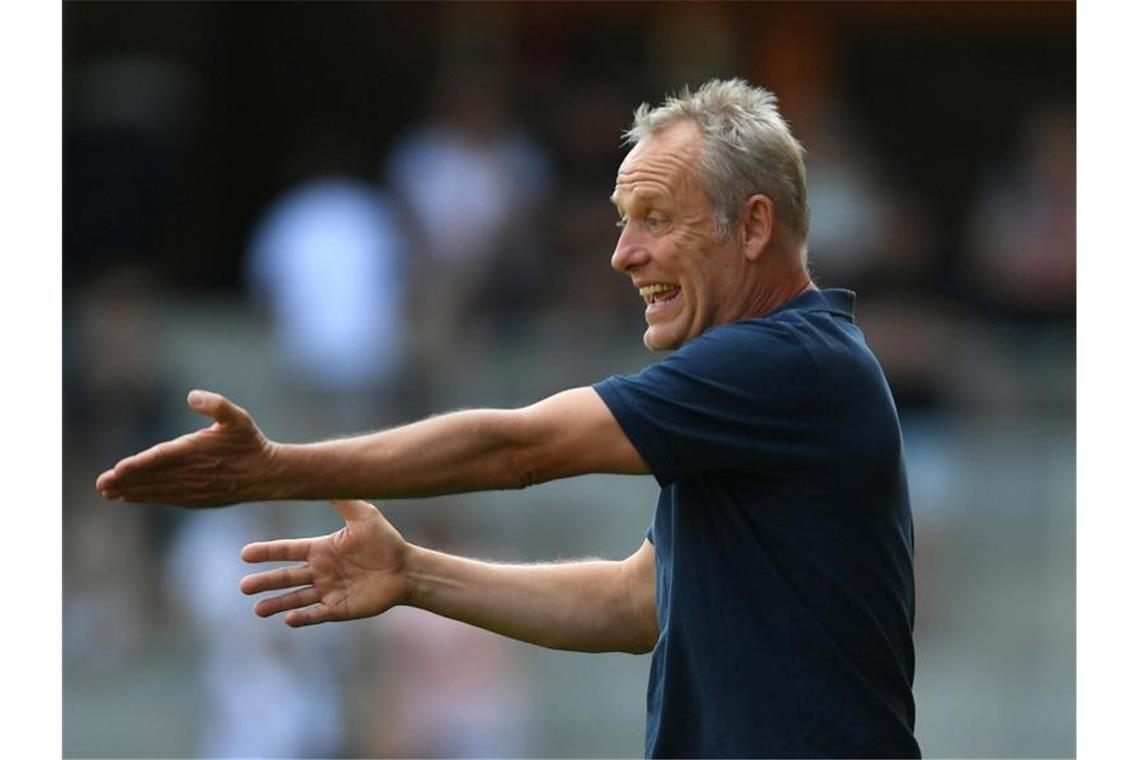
{"left": 669, "top": 224, "right": 711, "bottom": 251}
{"left": 662, "top": 231, "right": 712, "bottom": 278}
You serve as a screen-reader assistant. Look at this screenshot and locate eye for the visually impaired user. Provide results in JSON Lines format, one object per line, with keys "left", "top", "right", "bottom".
{"left": 646, "top": 214, "right": 667, "bottom": 231}
{"left": 615, "top": 217, "right": 628, "bottom": 230}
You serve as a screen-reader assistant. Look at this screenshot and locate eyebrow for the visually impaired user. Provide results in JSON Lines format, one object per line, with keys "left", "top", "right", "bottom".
{"left": 610, "top": 187, "right": 667, "bottom": 212}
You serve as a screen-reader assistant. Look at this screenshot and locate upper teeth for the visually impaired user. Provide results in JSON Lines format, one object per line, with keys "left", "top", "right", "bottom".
{"left": 639, "top": 284, "right": 679, "bottom": 297}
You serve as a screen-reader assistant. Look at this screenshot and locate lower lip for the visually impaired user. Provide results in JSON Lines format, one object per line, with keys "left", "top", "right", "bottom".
{"left": 645, "top": 289, "right": 682, "bottom": 321}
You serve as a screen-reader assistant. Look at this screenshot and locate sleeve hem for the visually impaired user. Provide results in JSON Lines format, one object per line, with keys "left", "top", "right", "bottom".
{"left": 594, "top": 379, "right": 676, "bottom": 487}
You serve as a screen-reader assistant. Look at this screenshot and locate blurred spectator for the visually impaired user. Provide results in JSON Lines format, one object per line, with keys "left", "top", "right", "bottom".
{"left": 857, "top": 295, "right": 959, "bottom": 413}
{"left": 246, "top": 177, "right": 408, "bottom": 396}
{"left": 385, "top": 67, "right": 552, "bottom": 402}
{"left": 386, "top": 73, "right": 550, "bottom": 274}
{"left": 965, "top": 104, "right": 1076, "bottom": 319}
{"left": 66, "top": 265, "right": 166, "bottom": 456}
{"left": 799, "top": 100, "right": 931, "bottom": 291}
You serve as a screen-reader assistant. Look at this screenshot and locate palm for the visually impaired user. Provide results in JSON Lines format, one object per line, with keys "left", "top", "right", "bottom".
{"left": 308, "top": 510, "right": 407, "bottom": 620}
{"left": 240, "top": 500, "right": 411, "bottom": 626}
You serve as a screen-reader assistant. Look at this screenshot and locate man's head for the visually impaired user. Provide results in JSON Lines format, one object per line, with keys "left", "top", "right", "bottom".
{"left": 610, "top": 79, "right": 812, "bottom": 350}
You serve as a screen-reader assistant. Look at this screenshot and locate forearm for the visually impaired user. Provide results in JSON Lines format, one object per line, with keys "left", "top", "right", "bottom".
{"left": 264, "top": 408, "right": 534, "bottom": 501}
{"left": 259, "top": 387, "right": 647, "bottom": 502}
{"left": 403, "top": 545, "right": 657, "bottom": 654}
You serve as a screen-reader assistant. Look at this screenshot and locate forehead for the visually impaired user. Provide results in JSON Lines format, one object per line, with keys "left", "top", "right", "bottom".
{"left": 612, "top": 120, "right": 703, "bottom": 205}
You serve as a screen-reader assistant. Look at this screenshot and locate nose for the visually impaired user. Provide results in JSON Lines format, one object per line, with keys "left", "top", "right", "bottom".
{"left": 611, "top": 224, "right": 650, "bottom": 273}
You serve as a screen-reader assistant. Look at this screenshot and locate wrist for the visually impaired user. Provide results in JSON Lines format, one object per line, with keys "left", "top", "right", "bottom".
{"left": 401, "top": 544, "right": 437, "bottom": 610}
{"left": 255, "top": 441, "right": 295, "bottom": 501}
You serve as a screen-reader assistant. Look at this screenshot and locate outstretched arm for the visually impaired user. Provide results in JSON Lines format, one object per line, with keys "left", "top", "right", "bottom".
{"left": 241, "top": 500, "right": 659, "bottom": 654}
{"left": 96, "top": 386, "right": 647, "bottom": 507}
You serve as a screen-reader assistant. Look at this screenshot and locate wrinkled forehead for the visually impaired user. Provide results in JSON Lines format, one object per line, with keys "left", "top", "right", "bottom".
{"left": 613, "top": 121, "right": 704, "bottom": 202}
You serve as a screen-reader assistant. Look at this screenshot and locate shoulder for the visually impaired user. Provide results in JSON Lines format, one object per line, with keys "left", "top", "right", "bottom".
{"left": 663, "top": 317, "right": 815, "bottom": 379}
{"left": 600, "top": 318, "right": 819, "bottom": 419}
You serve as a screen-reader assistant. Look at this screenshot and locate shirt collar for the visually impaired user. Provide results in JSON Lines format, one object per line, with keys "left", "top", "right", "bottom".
{"left": 766, "top": 287, "right": 856, "bottom": 320}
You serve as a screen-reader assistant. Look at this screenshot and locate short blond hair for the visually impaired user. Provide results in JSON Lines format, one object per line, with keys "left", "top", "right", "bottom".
{"left": 625, "top": 78, "right": 810, "bottom": 246}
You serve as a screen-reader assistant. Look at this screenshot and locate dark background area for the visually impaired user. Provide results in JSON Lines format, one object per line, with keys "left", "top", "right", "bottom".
{"left": 63, "top": 1, "right": 1074, "bottom": 300}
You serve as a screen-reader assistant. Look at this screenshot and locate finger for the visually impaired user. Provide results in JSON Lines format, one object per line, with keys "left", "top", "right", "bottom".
{"left": 242, "top": 539, "right": 312, "bottom": 563}
{"left": 240, "top": 565, "right": 313, "bottom": 595}
{"left": 95, "top": 469, "right": 117, "bottom": 491}
{"left": 101, "top": 462, "right": 224, "bottom": 491}
{"left": 187, "top": 389, "right": 250, "bottom": 428}
{"left": 96, "top": 439, "right": 177, "bottom": 491}
{"left": 102, "top": 492, "right": 232, "bottom": 508}
{"left": 106, "top": 455, "right": 185, "bottom": 484}
{"left": 285, "top": 604, "right": 334, "bottom": 627}
{"left": 98, "top": 481, "right": 237, "bottom": 507}
{"left": 254, "top": 586, "right": 321, "bottom": 617}
{"left": 330, "top": 499, "right": 379, "bottom": 522}
{"left": 105, "top": 437, "right": 195, "bottom": 480}
{"left": 98, "top": 486, "right": 177, "bottom": 504}
{"left": 97, "top": 448, "right": 167, "bottom": 489}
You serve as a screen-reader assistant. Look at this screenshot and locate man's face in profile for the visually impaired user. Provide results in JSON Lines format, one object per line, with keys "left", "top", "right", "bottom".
{"left": 610, "top": 121, "right": 745, "bottom": 350}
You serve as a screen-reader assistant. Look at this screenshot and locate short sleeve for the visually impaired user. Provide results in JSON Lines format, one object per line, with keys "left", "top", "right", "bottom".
{"left": 594, "top": 321, "right": 825, "bottom": 486}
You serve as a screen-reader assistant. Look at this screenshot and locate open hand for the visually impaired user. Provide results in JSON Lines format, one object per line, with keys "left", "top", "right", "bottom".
{"left": 95, "top": 390, "right": 278, "bottom": 507}
{"left": 239, "top": 500, "right": 412, "bottom": 627}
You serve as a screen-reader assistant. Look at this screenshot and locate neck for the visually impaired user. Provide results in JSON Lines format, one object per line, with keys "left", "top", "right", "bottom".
{"left": 745, "top": 262, "right": 815, "bottom": 319}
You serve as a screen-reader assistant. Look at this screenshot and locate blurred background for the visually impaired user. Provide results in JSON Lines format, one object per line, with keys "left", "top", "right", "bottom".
{"left": 62, "top": 1, "right": 1075, "bottom": 757}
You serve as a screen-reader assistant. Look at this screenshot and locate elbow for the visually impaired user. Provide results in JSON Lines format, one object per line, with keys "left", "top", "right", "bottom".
{"left": 624, "top": 627, "right": 659, "bottom": 655}
{"left": 466, "top": 409, "right": 540, "bottom": 491}
{"left": 618, "top": 551, "right": 659, "bottom": 655}
{"left": 499, "top": 408, "right": 558, "bottom": 489}
{"left": 502, "top": 447, "right": 540, "bottom": 490}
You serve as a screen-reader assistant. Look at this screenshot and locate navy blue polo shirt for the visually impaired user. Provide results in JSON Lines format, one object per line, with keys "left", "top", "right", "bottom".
{"left": 594, "top": 289, "right": 919, "bottom": 758}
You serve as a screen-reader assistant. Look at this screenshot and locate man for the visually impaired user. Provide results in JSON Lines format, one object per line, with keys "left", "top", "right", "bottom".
{"left": 97, "top": 79, "right": 919, "bottom": 758}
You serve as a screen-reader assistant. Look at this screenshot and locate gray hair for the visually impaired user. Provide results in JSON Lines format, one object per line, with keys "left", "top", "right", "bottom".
{"left": 624, "top": 78, "right": 810, "bottom": 247}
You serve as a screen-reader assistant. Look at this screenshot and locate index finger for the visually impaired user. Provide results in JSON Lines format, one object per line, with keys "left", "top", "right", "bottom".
{"left": 95, "top": 468, "right": 118, "bottom": 492}
{"left": 95, "top": 441, "right": 179, "bottom": 490}
{"left": 116, "top": 434, "right": 199, "bottom": 473}
{"left": 95, "top": 452, "right": 155, "bottom": 492}
{"left": 242, "top": 539, "right": 312, "bottom": 563}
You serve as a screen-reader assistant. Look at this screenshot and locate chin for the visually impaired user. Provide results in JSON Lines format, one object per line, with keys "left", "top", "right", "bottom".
{"left": 643, "top": 326, "right": 684, "bottom": 351}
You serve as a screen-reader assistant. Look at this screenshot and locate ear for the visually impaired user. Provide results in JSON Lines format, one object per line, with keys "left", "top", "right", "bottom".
{"left": 738, "top": 194, "right": 775, "bottom": 262}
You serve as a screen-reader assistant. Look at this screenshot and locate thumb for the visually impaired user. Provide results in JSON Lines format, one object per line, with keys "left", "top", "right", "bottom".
{"left": 330, "top": 499, "right": 381, "bottom": 522}
{"left": 187, "top": 389, "right": 247, "bottom": 427}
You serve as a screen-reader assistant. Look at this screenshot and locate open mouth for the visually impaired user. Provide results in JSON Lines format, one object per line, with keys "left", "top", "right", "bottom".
{"left": 639, "top": 283, "right": 681, "bottom": 305}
